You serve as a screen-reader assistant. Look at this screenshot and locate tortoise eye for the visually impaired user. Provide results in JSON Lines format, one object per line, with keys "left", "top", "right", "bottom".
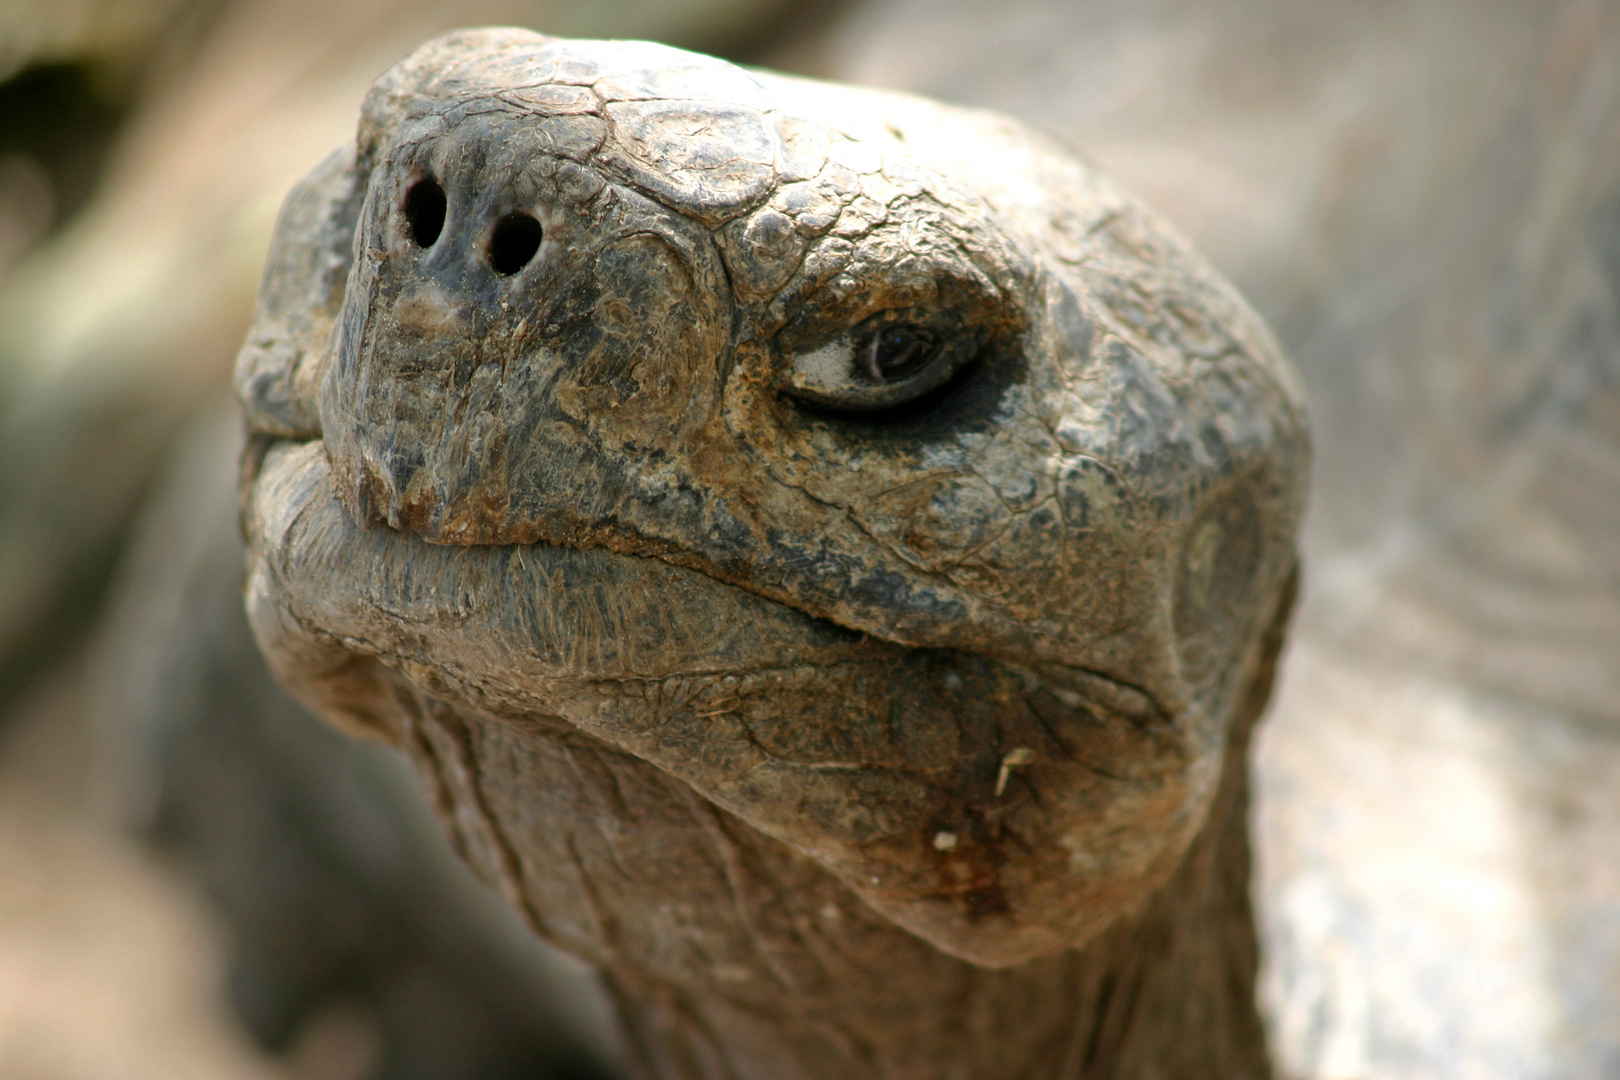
{"left": 781, "top": 314, "right": 977, "bottom": 415}
{"left": 862, "top": 326, "right": 938, "bottom": 382}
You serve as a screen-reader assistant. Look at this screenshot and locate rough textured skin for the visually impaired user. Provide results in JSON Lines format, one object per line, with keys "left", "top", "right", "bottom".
{"left": 238, "top": 29, "right": 1308, "bottom": 1079}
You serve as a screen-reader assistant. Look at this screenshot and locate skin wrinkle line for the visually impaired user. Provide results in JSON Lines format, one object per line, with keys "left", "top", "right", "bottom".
{"left": 693, "top": 802, "right": 808, "bottom": 997}
{"left": 751, "top": 462, "right": 1048, "bottom": 625}
{"left": 560, "top": 828, "right": 620, "bottom": 957}
{"left": 437, "top": 700, "right": 541, "bottom": 923}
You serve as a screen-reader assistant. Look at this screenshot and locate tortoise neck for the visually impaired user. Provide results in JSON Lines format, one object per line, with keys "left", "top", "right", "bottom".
{"left": 395, "top": 575, "right": 1294, "bottom": 1080}
{"left": 592, "top": 583, "right": 1294, "bottom": 1080}
{"left": 601, "top": 721, "right": 1270, "bottom": 1080}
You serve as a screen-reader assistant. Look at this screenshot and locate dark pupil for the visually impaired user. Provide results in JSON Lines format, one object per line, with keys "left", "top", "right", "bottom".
{"left": 864, "top": 326, "right": 936, "bottom": 381}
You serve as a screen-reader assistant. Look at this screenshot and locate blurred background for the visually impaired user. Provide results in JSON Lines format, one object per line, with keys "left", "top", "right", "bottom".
{"left": 0, "top": 2, "right": 1616, "bottom": 1078}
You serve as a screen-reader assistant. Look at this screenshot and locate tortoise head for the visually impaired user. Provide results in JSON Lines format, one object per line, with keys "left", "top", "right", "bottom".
{"left": 240, "top": 28, "right": 1308, "bottom": 969}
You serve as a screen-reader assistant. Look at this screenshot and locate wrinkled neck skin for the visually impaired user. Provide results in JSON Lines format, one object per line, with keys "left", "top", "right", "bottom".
{"left": 611, "top": 699, "right": 1271, "bottom": 1080}
{"left": 602, "top": 789, "right": 1262, "bottom": 1080}
{"left": 375, "top": 578, "right": 1289, "bottom": 1080}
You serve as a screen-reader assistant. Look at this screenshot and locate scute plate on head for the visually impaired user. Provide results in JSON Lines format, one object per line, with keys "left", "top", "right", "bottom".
{"left": 599, "top": 99, "right": 778, "bottom": 225}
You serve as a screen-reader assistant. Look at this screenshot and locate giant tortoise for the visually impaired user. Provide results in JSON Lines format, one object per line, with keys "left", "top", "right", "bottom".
{"left": 238, "top": 28, "right": 1307, "bottom": 1079}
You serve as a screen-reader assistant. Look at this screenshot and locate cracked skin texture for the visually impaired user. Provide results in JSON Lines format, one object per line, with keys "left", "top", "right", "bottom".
{"left": 238, "top": 28, "right": 1308, "bottom": 1079}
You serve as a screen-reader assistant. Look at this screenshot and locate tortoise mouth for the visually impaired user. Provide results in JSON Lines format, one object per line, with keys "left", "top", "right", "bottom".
{"left": 247, "top": 437, "right": 873, "bottom": 690}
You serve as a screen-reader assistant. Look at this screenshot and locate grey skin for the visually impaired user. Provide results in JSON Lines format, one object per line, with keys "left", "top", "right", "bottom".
{"left": 238, "top": 28, "right": 1308, "bottom": 1080}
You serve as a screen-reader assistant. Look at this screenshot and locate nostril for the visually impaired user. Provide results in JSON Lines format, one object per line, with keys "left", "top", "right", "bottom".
{"left": 404, "top": 178, "right": 446, "bottom": 248}
{"left": 489, "top": 212, "right": 542, "bottom": 275}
